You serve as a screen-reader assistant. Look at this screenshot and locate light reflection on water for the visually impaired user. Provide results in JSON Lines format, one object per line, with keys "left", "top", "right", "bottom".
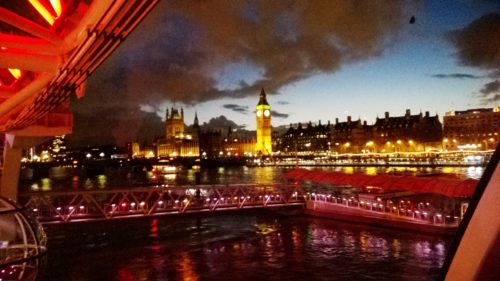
{"left": 466, "top": 166, "right": 483, "bottom": 179}
{"left": 40, "top": 213, "right": 448, "bottom": 281}
{"left": 22, "top": 165, "right": 483, "bottom": 192}
{"left": 41, "top": 178, "right": 51, "bottom": 191}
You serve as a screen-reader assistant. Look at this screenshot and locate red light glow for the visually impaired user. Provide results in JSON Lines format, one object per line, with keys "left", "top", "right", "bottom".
{"left": 150, "top": 219, "right": 158, "bottom": 237}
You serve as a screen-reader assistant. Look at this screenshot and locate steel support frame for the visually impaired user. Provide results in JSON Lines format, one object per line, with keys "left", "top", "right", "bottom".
{"left": 19, "top": 184, "right": 305, "bottom": 223}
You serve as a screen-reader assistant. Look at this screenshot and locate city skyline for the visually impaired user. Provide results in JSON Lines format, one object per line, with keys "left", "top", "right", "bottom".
{"left": 70, "top": 0, "right": 500, "bottom": 146}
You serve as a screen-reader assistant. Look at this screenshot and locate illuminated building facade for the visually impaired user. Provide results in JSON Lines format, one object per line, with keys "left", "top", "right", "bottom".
{"left": 223, "top": 128, "right": 256, "bottom": 157}
{"left": 372, "top": 110, "right": 442, "bottom": 152}
{"left": 331, "top": 117, "right": 371, "bottom": 153}
{"left": 42, "top": 135, "right": 67, "bottom": 161}
{"left": 443, "top": 107, "right": 500, "bottom": 150}
{"left": 156, "top": 107, "right": 199, "bottom": 158}
{"left": 278, "top": 121, "right": 331, "bottom": 155}
{"left": 256, "top": 88, "right": 272, "bottom": 155}
{"left": 199, "top": 127, "right": 256, "bottom": 159}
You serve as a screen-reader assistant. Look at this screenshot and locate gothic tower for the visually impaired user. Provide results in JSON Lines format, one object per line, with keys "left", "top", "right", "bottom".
{"left": 255, "top": 88, "right": 272, "bottom": 155}
{"left": 192, "top": 111, "right": 200, "bottom": 140}
{"left": 165, "top": 107, "right": 185, "bottom": 139}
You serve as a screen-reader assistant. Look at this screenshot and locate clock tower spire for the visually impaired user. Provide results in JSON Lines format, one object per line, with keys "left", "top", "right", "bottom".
{"left": 256, "top": 88, "right": 272, "bottom": 155}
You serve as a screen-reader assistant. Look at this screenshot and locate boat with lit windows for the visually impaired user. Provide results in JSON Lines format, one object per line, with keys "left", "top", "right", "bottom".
{"left": 152, "top": 165, "right": 179, "bottom": 174}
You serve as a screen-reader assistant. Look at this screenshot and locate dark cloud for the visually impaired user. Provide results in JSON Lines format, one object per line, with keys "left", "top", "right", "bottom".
{"left": 271, "top": 110, "right": 289, "bottom": 119}
{"left": 67, "top": 104, "right": 164, "bottom": 147}
{"left": 200, "top": 115, "right": 246, "bottom": 131}
{"left": 478, "top": 80, "right": 500, "bottom": 104}
{"left": 76, "top": 0, "right": 415, "bottom": 144}
{"left": 277, "top": 101, "right": 290, "bottom": 105}
{"left": 479, "top": 93, "right": 500, "bottom": 105}
{"left": 88, "top": 0, "right": 412, "bottom": 104}
{"left": 223, "top": 104, "right": 249, "bottom": 114}
{"left": 430, "top": 73, "right": 483, "bottom": 79}
{"left": 448, "top": 13, "right": 500, "bottom": 105}
{"left": 448, "top": 13, "right": 500, "bottom": 72}
{"left": 480, "top": 80, "right": 500, "bottom": 95}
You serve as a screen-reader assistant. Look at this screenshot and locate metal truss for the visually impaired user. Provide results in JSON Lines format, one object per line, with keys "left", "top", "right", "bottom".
{"left": 19, "top": 184, "right": 305, "bottom": 223}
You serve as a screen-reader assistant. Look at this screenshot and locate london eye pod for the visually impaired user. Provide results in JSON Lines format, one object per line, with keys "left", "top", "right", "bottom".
{"left": 0, "top": 196, "right": 47, "bottom": 281}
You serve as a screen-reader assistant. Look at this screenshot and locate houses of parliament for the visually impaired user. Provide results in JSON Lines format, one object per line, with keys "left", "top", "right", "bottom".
{"left": 133, "top": 88, "right": 272, "bottom": 159}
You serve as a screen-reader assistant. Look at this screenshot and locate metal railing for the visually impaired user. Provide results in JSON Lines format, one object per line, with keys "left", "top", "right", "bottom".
{"left": 306, "top": 193, "right": 461, "bottom": 226}
{"left": 19, "top": 184, "right": 305, "bottom": 223}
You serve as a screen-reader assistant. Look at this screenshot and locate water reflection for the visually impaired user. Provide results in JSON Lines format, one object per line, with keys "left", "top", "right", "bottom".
{"left": 39, "top": 213, "right": 449, "bottom": 281}
{"left": 365, "top": 166, "right": 377, "bottom": 175}
{"left": 466, "top": 166, "right": 483, "bottom": 179}
{"left": 177, "top": 251, "right": 198, "bottom": 281}
{"left": 342, "top": 166, "right": 354, "bottom": 174}
{"left": 392, "top": 239, "right": 401, "bottom": 258}
{"left": 97, "top": 174, "right": 107, "bottom": 189}
{"left": 71, "top": 176, "right": 79, "bottom": 189}
{"left": 83, "top": 178, "right": 93, "bottom": 189}
{"left": 21, "top": 165, "right": 483, "bottom": 192}
{"left": 41, "top": 178, "right": 51, "bottom": 191}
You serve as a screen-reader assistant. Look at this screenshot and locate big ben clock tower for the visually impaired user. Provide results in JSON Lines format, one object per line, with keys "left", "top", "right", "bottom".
{"left": 256, "top": 88, "right": 272, "bottom": 155}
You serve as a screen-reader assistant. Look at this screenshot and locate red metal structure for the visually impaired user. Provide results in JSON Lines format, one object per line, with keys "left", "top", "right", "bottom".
{"left": 0, "top": 0, "right": 159, "bottom": 200}
{"left": 0, "top": 0, "right": 158, "bottom": 131}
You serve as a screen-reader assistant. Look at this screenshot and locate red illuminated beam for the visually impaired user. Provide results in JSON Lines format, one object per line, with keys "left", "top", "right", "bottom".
{"left": 0, "top": 48, "right": 61, "bottom": 72}
{"left": 8, "top": 68, "right": 22, "bottom": 79}
{"left": 50, "top": 0, "right": 62, "bottom": 17}
{"left": 0, "top": 34, "right": 62, "bottom": 56}
{"left": 0, "top": 8, "right": 63, "bottom": 44}
{"left": 28, "top": 0, "right": 56, "bottom": 25}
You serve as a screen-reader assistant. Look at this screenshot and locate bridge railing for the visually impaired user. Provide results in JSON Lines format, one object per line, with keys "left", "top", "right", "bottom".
{"left": 18, "top": 184, "right": 305, "bottom": 223}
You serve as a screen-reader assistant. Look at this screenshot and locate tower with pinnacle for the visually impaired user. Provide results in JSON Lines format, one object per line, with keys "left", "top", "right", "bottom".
{"left": 255, "top": 88, "right": 272, "bottom": 155}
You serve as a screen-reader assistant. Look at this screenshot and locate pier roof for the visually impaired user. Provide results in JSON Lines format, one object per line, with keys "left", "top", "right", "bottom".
{"left": 285, "top": 168, "right": 477, "bottom": 198}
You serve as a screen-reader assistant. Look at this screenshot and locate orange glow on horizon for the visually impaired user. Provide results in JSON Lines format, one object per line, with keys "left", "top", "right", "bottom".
{"left": 50, "top": 0, "right": 62, "bottom": 17}
{"left": 8, "top": 68, "right": 22, "bottom": 79}
{"left": 29, "top": 0, "right": 56, "bottom": 25}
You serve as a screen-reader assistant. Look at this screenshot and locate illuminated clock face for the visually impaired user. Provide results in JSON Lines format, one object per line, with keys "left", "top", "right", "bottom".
{"left": 264, "top": 109, "right": 270, "bottom": 117}
{"left": 257, "top": 110, "right": 262, "bottom": 117}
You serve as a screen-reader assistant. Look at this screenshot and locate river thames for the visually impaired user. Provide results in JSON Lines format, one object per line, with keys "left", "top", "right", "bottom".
{"left": 20, "top": 165, "right": 483, "bottom": 192}
{"left": 22, "top": 165, "right": 482, "bottom": 280}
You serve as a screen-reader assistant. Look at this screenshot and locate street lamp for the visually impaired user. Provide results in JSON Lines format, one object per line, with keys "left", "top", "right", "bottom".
{"left": 443, "top": 138, "right": 449, "bottom": 151}
{"left": 344, "top": 142, "right": 350, "bottom": 154}
{"left": 385, "top": 141, "right": 392, "bottom": 153}
{"left": 365, "top": 141, "right": 374, "bottom": 153}
{"left": 408, "top": 140, "right": 414, "bottom": 152}
{"left": 488, "top": 138, "right": 495, "bottom": 150}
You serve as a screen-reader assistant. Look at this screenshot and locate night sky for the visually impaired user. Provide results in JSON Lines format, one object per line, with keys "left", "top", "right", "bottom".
{"left": 68, "top": 0, "right": 500, "bottom": 147}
